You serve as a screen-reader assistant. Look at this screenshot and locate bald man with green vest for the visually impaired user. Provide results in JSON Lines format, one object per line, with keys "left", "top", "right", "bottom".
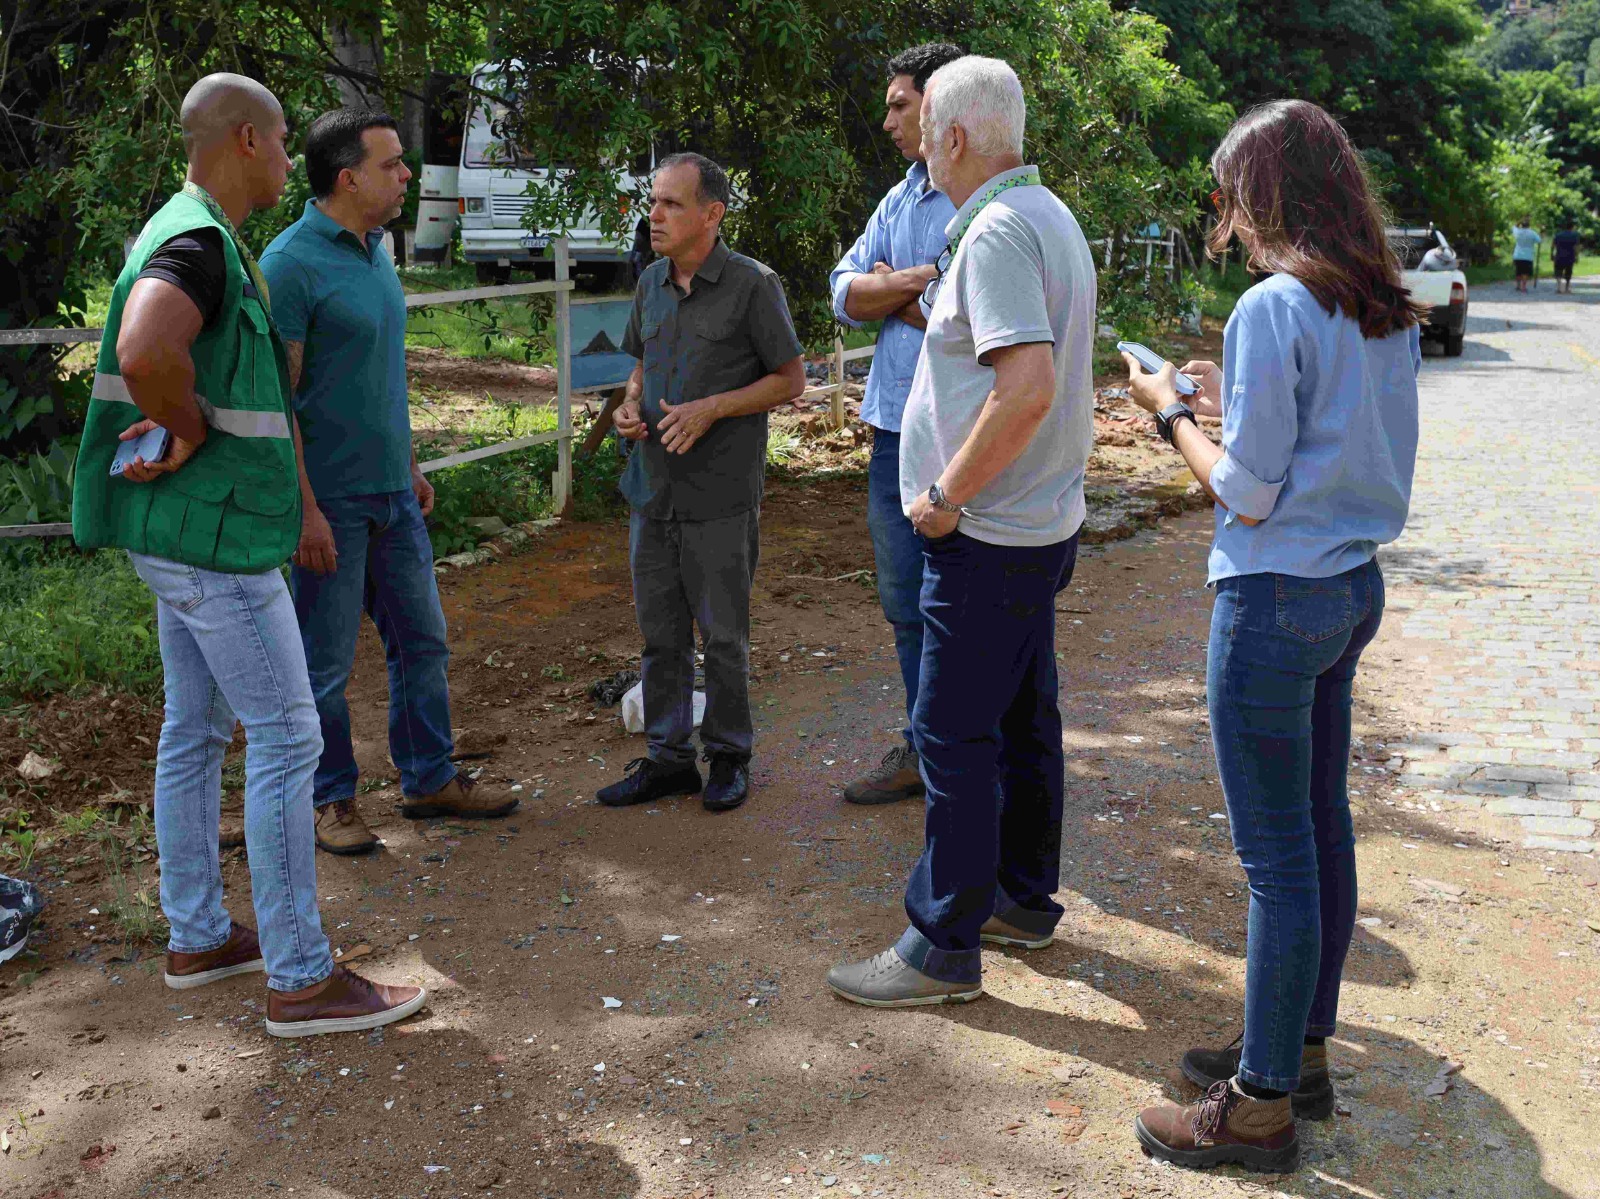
{"left": 71, "top": 73, "right": 423, "bottom": 1038}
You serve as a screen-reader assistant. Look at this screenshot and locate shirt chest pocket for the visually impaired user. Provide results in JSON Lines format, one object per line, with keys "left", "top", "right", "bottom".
{"left": 691, "top": 314, "right": 739, "bottom": 346}
{"left": 641, "top": 320, "right": 666, "bottom": 373}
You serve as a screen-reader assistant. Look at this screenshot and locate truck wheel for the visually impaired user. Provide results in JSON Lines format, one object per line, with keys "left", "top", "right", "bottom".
{"left": 475, "top": 263, "right": 512, "bottom": 286}
{"left": 1444, "top": 330, "right": 1464, "bottom": 357}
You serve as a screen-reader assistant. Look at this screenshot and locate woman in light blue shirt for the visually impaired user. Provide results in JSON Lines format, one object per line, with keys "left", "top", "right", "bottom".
{"left": 1123, "top": 99, "right": 1422, "bottom": 1173}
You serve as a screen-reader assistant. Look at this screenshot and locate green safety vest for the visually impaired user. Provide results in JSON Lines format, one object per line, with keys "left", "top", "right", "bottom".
{"left": 72, "top": 190, "right": 300, "bottom": 573}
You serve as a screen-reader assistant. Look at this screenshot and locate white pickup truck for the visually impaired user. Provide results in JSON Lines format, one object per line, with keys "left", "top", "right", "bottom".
{"left": 1389, "top": 226, "right": 1468, "bottom": 357}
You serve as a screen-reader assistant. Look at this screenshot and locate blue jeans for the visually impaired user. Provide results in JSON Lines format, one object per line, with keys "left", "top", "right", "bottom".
{"left": 290, "top": 489, "right": 456, "bottom": 806}
{"left": 129, "top": 552, "right": 334, "bottom": 992}
{"left": 1209, "top": 559, "right": 1385, "bottom": 1091}
{"left": 895, "top": 530, "right": 1079, "bottom": 984}
{"left": 867, "top": 429, "right": 925, "bottom": 747}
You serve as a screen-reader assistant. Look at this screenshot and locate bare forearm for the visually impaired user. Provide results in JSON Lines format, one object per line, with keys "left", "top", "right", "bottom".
{"left": 624, "top": 363, "right": 643, "bottom": 405}
{"left": 708, "top": 360, "right": 806, "bottom": 419}
{"left": 119, "top": 348, "right": 208, "bottom": 444}
{"left": 844, "top": 270, "right": 931, "bottom": 323}
{"left": 894, "top": 297, "right": 927, "bottom": 330}
{"left": 938, "top": 391, "right": 1051, "bottom": 506}
{"left": 1169, "top": 417, "right": 1256, "bottom": 522}
{"left": 292, "top": 415, "right": 318, "bottom": 505}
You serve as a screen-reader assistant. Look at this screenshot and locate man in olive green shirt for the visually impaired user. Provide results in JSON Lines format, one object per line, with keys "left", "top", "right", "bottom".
{"left": 596, "top": 153, "right": 805, "bottom": 814}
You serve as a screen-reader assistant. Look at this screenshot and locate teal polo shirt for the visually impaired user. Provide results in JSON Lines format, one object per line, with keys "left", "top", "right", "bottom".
{"left": 260, "top": 200, "right": 412, "bottom": 499}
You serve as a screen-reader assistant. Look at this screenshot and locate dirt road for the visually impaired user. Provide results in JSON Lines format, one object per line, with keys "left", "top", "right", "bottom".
{"left": 3, "top": 295, "right": 1598, "bottom": 1199}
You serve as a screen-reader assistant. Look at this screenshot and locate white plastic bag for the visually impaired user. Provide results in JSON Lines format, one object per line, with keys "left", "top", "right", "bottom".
{"left": 620, "top": 681, "right": 705, "bottom": 733}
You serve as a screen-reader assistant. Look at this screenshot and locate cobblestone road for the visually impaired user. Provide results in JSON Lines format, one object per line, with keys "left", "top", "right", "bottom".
{"left": 1382, "top": 278, "right": 1600, "bottom": 853}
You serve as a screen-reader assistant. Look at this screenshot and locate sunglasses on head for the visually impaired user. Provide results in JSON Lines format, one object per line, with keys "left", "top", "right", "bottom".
{"left": 1210, "top": 188, "right": 1224, "bottom": 213}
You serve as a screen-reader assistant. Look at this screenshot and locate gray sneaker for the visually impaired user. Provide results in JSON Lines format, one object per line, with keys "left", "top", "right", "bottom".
{"left": 826, "top": 947, "right": 983, "bottom": 1007}
{"left": 979, "top": 913, "right": 1054, "bottom": 949}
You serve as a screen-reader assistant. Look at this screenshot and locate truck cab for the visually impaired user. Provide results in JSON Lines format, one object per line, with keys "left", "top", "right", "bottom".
{"left": 457, "top": 65, "right": 643, "bottom": 287}
{"left": 1389, "top": 226, "right": 1468, "bottom": 357}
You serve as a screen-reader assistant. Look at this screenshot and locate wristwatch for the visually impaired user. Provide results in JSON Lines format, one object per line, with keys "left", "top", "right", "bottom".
{"left": 1154, "top": 402, "right": 1198, "bottom": 447}
{"left": 927, "top": 482, "right": 961, "bottom": 513}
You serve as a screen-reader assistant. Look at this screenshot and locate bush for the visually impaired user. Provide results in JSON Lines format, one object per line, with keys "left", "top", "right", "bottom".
{"left": 0, "top": 541, "right": 160, "bottom": 702}
{"left": 419, "top": 405, "right": 626, "bottom": 557}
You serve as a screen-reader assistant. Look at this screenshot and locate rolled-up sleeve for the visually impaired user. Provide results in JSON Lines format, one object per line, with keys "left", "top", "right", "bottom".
{"left": 829, "top": 196, "right": 892, "bottom": 328}
{"left": 1210, "top": 292, "right": 1300, "bottom": 521}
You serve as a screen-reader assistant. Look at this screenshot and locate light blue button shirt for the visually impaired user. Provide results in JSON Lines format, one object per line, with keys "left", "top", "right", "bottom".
{"left": 1208, "top": 273, "right": 1421, "bottom": 584}
{"left": 829, "top": 161, "right": 956, "bottom": 432}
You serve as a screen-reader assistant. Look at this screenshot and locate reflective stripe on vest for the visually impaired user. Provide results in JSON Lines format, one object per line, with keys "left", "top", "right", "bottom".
{"left": 91, "top": 371, "right": 290, "bottom": 440}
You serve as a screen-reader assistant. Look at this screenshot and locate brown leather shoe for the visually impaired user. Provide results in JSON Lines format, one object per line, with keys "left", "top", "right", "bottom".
{"left": 1135, "top": 1079, "right": 1299, "bottom": 1173}
{"left": 400, "top": 773, "right": 518, "bottom": 820}
{"left": 265, "top": 965, "right": 426, "bottom": 1038}
{"left": 218, "top": 819, "right": 245, "bottom": 850}
{"left": 164, "top": 923, "right": 265, "bottom": 990}
{"left": 843, "top": 744, "right": 924, "bottom": 805}
{"left": 314, "top": 799, "right": 379, "bottom": 855}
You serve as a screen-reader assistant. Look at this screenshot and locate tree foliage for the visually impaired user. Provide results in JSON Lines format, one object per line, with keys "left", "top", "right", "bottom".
{"left": 489, "top": 0, "right": 1213, "bottom": 343}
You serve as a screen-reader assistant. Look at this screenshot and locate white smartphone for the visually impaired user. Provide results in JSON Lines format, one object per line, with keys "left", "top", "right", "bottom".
{"left": 1116, "top": 340, "right": 1199, "bottom": 396}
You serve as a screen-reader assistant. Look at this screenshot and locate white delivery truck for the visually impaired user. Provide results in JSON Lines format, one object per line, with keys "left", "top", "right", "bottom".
{"left": 1388, "top": 225, "right": 1468, "bottom": 357}
{"left": 457, "top": 64, "right": 643, "bottom": 287}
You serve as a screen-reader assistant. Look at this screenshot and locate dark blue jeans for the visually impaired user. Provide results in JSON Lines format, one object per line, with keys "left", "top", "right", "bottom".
{"left": 1209, "top": 558, "right": 1385, "bottom": 1091}
{"left": 896, "top": 530, "right": 1079, "bottom": 984}
{"left": 290, "top": 488, "right": 457, "bottom": 807}
{"left": 866, "top": 428, "right": 925, "bottom": 747}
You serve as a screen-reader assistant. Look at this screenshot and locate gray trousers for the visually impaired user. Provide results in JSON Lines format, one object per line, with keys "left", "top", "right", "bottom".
{"left": 629, "top": 507, "right": 760, "bottom": 765}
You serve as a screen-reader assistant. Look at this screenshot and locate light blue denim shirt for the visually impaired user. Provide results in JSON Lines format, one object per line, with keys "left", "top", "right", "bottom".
{"left": 829, "top": 161, "right": 956, "bottom": 432}
{"left": 1208, "top": 273, "right": 1421, "bottom": 584}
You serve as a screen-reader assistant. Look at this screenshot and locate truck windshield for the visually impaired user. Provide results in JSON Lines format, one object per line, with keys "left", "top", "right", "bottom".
{"left": 463, "top": 87, "right": 533, "bottom": 170}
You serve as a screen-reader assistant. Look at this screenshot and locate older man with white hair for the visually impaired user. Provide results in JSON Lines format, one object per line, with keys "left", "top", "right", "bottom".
{"left": 828, "top": 56, "right": 1097, "bottom": 1006}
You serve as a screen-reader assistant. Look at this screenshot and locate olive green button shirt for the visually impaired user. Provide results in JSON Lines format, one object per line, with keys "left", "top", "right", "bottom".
{"left": 620, "top": 239, "right": 803, "bottom": 521}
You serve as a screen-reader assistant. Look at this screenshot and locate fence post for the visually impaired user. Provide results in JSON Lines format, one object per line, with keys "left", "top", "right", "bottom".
{"left": 553, "top": 237, "right": 573, "bottom": 515}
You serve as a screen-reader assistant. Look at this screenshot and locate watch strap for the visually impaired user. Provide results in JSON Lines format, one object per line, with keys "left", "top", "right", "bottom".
{"left": 1156, "top": 402, "right": 1197, "bottom": 447}
{"left": 928, "top": 483, "right": 961, "bottom": 513}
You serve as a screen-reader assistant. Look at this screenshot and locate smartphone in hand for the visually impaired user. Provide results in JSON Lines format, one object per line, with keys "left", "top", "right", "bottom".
{"left": 109, "top": 425, "right": 173, "bottom": 477}
{"left": 1116, "top": 341, "right": 1199, "bottom": 396}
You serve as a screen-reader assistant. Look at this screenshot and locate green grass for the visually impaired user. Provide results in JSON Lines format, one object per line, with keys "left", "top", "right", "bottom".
{"left": 1464, "top": 252, "right": 1596, "bottom": 287}
{"left": 0, "top": 541, "right": 161, "bottom": 703}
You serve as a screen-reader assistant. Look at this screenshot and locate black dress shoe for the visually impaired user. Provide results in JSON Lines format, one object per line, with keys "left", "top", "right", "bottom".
{"left": 597, "top": 757, "right": 703, "bottom": 807}
{"left": 703, "top": 755, "right": 749, "bottom": 812}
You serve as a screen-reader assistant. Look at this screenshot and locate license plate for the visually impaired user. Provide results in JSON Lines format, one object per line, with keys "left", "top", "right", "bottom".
{"left": 521, "top": 234, "right": 550, "bottom": 250}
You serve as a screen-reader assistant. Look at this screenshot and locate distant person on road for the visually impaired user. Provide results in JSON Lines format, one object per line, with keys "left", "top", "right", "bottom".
{"left": 260, "top": 108, "right": 520, "bottom": 858}
{"left": 825, "top": 57, "right": 1097, "bottom": 1007}
{"left": 1512, "top": 217, "right": 1541, "bottom": 292}
{"left": 70, "top": 74, "right": 423, "bottom": 1038}
{"left": 827, "top": 41, "right": 963, "bottom": 807}
{"left": 596, "top": 153, "right": 806, "bottom": 814}
{"left": 1552, "top": 223, "right": 1580, "bottom": 294}
{"left": 1123, "top": 99, "right": 1421, "bottom": 1172}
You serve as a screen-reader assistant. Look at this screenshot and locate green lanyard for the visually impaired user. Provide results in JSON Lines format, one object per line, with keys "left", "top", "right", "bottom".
{"left": 946, "top": 166, "right": 1041, "bottom": 255}
{"left": 181, "top": 181, "right": 272, "bottom": 314}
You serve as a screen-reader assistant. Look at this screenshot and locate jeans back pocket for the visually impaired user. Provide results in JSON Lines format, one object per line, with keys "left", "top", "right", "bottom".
{"left": 1274, "top": 574, "right": 1355, "bottom": 643}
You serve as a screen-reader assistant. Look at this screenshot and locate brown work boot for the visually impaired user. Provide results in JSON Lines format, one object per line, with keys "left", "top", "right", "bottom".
{"left": 1135, "top": 1079, "right": 1299, "bottom": 1173}
{"left": 314, "top": 799, "right": 379, "bottom": 855}
{"left": 400, "top": 772, "right": 519, "bottom": 820}
{"left": 265, "top": 965, "right": 426, "bottom": 1038}
{"left": 843, "top": 743, "right": 924, "bottom": 805}
{"left": 164, "top": 923, "right": 265, "bottom": 990}
{"left": 1181, "top": 1034, "right": 1335, "bottom": 1120}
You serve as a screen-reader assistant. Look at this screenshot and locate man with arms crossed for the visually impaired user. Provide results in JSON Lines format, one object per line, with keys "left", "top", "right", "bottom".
{"left": 828, "top": 42, "right": 962, "bottom": 806}
{"left": 827, "top": 57, "right": 1097, "bottom": 1005}
{"left": 595, "top": 153, "right": 806, "bottom": 813}
{"left": 261, "top": 108, "right": 518, "bottom": 856}
{"left": 72, "top": 75, "right": 422, "bottom": 1035}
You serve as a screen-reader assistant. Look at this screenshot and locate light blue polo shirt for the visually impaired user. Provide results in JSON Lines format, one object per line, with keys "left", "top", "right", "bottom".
{"left": 260, "top": 200, "right": 412, "bottom": 499}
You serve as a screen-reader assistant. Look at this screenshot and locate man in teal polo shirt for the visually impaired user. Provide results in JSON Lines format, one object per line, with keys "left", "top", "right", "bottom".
{"left": 261, "top": 108, "right": 517, "bottom": 855}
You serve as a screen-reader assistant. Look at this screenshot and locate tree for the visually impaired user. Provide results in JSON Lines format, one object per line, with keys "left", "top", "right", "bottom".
{"left": 1125, "top": 0, "right": 1505, "bottom": 247}
{"left": 490, "top": 0, "right": 1210, "bottom": 343}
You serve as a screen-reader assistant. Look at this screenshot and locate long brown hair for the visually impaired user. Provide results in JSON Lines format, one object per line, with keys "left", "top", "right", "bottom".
{"left": 1208, "top": 100, "right": 1424, "bottom": 338}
